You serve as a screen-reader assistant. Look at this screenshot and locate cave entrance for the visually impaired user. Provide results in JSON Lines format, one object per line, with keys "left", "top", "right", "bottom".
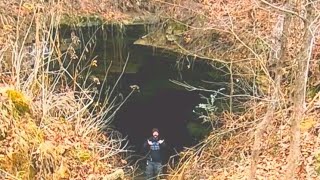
{"left": 114, "top": 51, "right": 202, "bottom": 162}
{"left": 59, "top": 24, "right": 228, "bottom": 164}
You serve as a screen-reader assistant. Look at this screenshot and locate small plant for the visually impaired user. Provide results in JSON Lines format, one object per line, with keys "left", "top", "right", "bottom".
{"left": 193, "top": 88, "right": 224, "bottom": 129}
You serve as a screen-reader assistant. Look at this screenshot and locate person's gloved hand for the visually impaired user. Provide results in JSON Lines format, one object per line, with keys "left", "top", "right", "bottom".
{"left": 158, "top": 139, "right": 164, "bottom": 144}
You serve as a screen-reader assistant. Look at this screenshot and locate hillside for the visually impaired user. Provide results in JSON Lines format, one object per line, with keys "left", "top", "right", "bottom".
{"left": 1, "top": 0, "right": 320, "bottom": 179}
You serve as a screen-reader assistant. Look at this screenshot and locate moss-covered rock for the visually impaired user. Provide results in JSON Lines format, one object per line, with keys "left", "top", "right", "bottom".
{"left": 60, "top": 15, "right": 104, "bottom": 27}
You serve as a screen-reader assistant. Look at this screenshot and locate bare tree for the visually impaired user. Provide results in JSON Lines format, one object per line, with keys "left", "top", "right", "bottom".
{"left": 250, "top": 0, "right": 318, "bottom": 179}
{"left": 285, "top": 1, "right": 317, "bottom": 179}
{"left": 250, "top": 9, "right": 291, "bottom": 178}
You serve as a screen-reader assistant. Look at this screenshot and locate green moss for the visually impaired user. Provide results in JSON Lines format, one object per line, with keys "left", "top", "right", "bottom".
{"left": 164, "top": 20, "right": 188, "bottom": 35}
{"left": 75, "top": 149, "right": 92, "bottom": 162}
{"left": 253, "top": 38, "right": 270, "bottom": 54}
{"left": 60, "top": 15, "right": 104, "bottom": 27}
{"left": 6, "top": 90, "right": 31, "bottom": 115}
{"left": 315, "top": 152, "right": 320, "bottom": 175}
{"left": 308, "top": 85, "right": 320, "bottom": 99}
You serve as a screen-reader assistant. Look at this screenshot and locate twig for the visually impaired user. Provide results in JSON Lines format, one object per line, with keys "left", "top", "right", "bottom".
{"left": 0, "top": 169, "right": 19, "bottom": 180}
{"left": 257, "top": 0, "right": 307, "bottom": 22}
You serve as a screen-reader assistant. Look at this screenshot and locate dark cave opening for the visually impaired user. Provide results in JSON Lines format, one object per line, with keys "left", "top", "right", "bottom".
{"left": 115, "top": 89, "right": 200, "bottom": 161}
{"left": 113, "top": 52, "right": 203, "bottom": 163}
{"left": 58, "top": 24, "right": 227, "bottom": 165}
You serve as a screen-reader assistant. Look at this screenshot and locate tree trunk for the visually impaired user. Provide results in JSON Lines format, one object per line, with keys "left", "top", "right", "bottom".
{"left": 285, "top": 3, "right": 315, "bottom": 179}
{"left": 249, "top": 12, "right": 291, "bottom": 179}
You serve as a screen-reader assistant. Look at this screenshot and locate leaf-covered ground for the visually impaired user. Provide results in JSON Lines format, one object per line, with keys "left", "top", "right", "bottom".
{"left": 168, "top": 100, "right": 320, "bottom": 179}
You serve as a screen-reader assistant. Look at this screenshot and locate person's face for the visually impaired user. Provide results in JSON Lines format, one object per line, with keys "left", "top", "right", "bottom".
{"left": 152, "top": 131, "right": 159, "bottom": 139}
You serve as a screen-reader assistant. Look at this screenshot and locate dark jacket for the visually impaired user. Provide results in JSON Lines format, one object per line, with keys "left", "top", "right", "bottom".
{"left": 143, "top": 137, "right": 166, "bottom": 163}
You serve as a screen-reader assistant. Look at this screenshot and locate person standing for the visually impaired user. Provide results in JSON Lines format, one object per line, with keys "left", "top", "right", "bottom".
{"left": 143, "top": 128, "right": 165, "bottom": 180}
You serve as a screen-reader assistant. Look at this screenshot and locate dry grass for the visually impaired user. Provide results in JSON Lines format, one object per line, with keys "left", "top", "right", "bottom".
{"left": 0, "top": 86, "right": 129, "bottom": 179}
{"left": 0, "top": 1, "right": 136, "bottom": 179}
{"left": 167, "top": 96, "right": 320, "bottom": 179}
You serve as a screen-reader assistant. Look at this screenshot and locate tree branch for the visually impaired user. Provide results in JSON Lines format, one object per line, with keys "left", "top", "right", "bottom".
{"left": 257, "top": 0, "right": 307, "bottom": 22}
